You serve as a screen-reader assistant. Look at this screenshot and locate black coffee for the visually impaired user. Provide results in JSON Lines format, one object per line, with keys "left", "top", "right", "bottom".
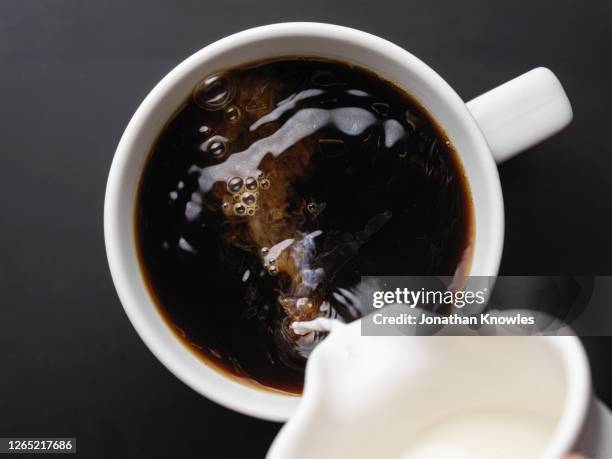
{"left": 136, "top": 58, "right": 473, "bottom": 393}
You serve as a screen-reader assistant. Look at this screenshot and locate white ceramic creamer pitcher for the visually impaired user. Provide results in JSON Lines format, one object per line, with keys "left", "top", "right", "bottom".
{"left": 267, "top": 318, "right": 612, "bottom": 459}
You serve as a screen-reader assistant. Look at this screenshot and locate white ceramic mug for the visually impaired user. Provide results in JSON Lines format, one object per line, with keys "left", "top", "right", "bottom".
{"left": 105, "top": 22, "right": 574, "bottom": 421}
{"left": 266, "top": 321, "right": 612, "bottom": 458}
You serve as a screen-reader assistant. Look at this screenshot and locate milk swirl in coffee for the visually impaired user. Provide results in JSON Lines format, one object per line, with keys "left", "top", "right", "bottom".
{"left": 136, "top": 58, "right": 473, "bottom": 393}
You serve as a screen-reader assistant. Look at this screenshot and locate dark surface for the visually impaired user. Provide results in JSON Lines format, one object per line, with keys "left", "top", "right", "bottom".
{"left": 0, "top": 1, "right": 610, "bottom": 458}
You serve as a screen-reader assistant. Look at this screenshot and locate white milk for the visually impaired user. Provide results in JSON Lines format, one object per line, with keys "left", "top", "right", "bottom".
{"left": 398, "top": 409, "right": 555, "bottom": 459}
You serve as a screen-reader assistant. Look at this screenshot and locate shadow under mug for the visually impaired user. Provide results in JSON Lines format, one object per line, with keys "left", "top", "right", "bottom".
{"left": 104, "top": 22, "right": 573, "bottom": 421}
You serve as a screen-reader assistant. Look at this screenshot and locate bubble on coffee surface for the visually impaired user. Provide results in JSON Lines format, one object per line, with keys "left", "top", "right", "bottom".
{"left": 201, "top": 135, "right": 228, "bottom": 159}
{"left": 227, "top": 177, "right": 243, "bottom": 193}
{"left": 245, "top": 176, "right": 258, "bottom": 190}
{"left": 225, "top": 105, "right": 241, "bottom": 123}
{"left": 220, "top": 175, "right": 268, "bottom": 216}
{"left": 193, "top": 72, "right": 235, "bottom": 110}
{"left": 242, "top": 192, "right": 256, "bottom": 206}
{"left": 233, "top": 203, "right": 246, "bottom": 215}
{"left": 137, "top": 58, "right": 473, "bottom": 392}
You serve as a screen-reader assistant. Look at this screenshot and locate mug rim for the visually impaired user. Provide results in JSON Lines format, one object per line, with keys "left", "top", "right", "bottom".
{"left": 104, "top": 22, "right": 505, "bottom": 421}
{"left": 542, "top": 335, "right": 591, "bottom": 458}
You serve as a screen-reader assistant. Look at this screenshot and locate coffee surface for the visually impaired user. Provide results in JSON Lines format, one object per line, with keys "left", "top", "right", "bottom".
{"left": 136, "top": 58, "right": 473, "bottom": 393}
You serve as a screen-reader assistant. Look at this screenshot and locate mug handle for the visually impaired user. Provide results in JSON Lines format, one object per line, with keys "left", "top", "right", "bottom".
{"left": 466, "top": 67, "right": 573, "bottom": 163}
{"left": 574, "top": 398, "right": 612, "bottom": 459}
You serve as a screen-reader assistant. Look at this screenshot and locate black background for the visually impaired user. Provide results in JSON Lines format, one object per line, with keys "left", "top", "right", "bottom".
{"left": 1, "top": 1, "right": 611, "bottom": 458}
